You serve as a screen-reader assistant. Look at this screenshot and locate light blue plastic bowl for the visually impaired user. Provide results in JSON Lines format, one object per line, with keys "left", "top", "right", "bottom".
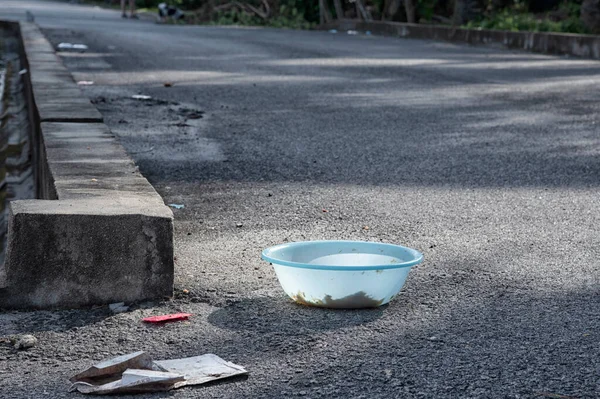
{"left": 262, "top": 240, "right": 423, "bottom": 308}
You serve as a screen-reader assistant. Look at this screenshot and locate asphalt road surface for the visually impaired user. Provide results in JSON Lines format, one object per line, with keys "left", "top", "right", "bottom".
{"left": 2, "top": 1, "right": 600, "bottom": 398}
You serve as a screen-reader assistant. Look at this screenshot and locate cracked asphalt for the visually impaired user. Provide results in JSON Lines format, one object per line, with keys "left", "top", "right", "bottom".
{"left": 2, "top": 1, "right": 600, "bottom": 398}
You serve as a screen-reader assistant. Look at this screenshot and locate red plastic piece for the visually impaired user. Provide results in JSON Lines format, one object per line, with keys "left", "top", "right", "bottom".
{"left": 142, "top": 313, "right": 192, "bottom": 323}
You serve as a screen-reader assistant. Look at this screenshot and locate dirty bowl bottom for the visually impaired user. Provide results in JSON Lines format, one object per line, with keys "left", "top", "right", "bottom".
{"left": 272, "top": 265, "right": 412, "bottom": 309}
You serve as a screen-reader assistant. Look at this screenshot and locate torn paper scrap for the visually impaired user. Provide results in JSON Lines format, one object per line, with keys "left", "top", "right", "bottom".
{"left": 154, "top": 354, "right": 248, "bottom": 388}
{"left": 70, "top": 369, "right": 184, "bottom": 394}
{"left": 70, "top": 351, "right": 153, "bottom": 383}
{"left": 69, "top": 352, "right": 246, "bottom": 394}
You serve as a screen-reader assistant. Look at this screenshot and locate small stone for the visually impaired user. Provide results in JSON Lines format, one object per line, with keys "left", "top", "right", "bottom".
{"left": 12, "top": 335, "right": 37, "bottom": 350}
{"left": 236, "top": 222, "right": 243, "bottom": 228}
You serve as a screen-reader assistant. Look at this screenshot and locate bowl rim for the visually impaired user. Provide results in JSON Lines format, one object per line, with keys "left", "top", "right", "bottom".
{"left": 261, "top": 240, "right": 423, "bottom": 271}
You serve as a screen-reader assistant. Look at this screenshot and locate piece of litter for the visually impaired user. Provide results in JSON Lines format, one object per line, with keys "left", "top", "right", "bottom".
{"left": 164, "top": 82, "right": 173, "bottom": 87}
{"left": 329, "top": 29, "right": 338, "bottom": 33}
{"left": 11, "top": 334, "right": 37, "bottom": 350}
{"left": 347, "top": 30, "right": 358, "bottom": 35}
{"left": 154, "top": 354, "right": 248, "bottom": 388}
{"left": 71, "top": 351, "right": 153, "bottom": 383}
{"left": 91, "top": 178, "right": 98, "bottom": 182}
{"left": 142, "top": 313, "right": 191, "bottom": 323}
{"left": 130, "top": 147, "right": 155, "bottom": 155}
{"left": 236, "top": 222, "right": 243, "bottom": 228}
{"left": 18, "top": 69, "right": 27, "bottom": 75}
{"left": 109, "top": 302, "right": 129, "bottom": 314}
{"left": 182, "top": 289, "right": 189, "bottom": 294}
{"left": 366, "top": 30, "right": 372, "bottom": 35}
{"left": 158, "top": 3, "right": 186, "bottom": 23}
{"left": 132, "top": 95, "right": 152, "bottom": 100}
{"left": 322, "top": 209, "right": 328, "bottom": 213}
{"left": 363, "top": 226, "right": 369, "bottom": 230}
{"left": 57, "top": 42, "right": 88, "bottom": 52}
{"left": 71, "top": 369, "right": 184, "bottom": 394}
{"left": 168, "top": 203, "right": 184, "bottom": 209}
{"left": 70, "top": 351, "right": 247, "bottom": 394}
{"left": 77, "top": 81, "right": 94, "bottom": 86}
{"left": 122, "top": 369, "right": 179, "bottom": 385}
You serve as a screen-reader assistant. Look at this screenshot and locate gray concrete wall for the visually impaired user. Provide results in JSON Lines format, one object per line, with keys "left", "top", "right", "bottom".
{"left": 320, "top": 20, "right": 600, "bottom": 59}
{"left": 0, "top": 22, "right": 36, "bottom": 288}
{"left": 0, "top": 21, "right": 174, "bottom": 309}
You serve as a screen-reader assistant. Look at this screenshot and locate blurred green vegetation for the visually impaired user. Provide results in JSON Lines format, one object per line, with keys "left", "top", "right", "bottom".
{"left": 98, "top": 0, "right": 600, "bottom": 34}
{"left": 465, "top": 1, "right": 589, "bottom": 33}
{"left": 209, "top": 1, "right": 318, "bottom": 29}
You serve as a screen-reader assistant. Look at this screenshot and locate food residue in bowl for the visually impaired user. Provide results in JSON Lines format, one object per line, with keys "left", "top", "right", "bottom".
{"left": 291, "top": 291, "right": 384, "bottom": 309}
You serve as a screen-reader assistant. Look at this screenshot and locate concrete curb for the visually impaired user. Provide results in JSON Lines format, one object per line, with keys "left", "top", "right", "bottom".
{"left": 318, "top": 20, "right": 600, "bottom": 59}
{"left": 0, "top": 22, "right": 174, "bottom": 309}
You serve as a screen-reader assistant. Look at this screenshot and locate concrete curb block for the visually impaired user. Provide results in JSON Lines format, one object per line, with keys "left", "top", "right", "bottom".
{"left": 319, "top": 20, "right": 600, "bottom": 59}
{"left": 0, "top": 22, "right": 174, "bottom": 309}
